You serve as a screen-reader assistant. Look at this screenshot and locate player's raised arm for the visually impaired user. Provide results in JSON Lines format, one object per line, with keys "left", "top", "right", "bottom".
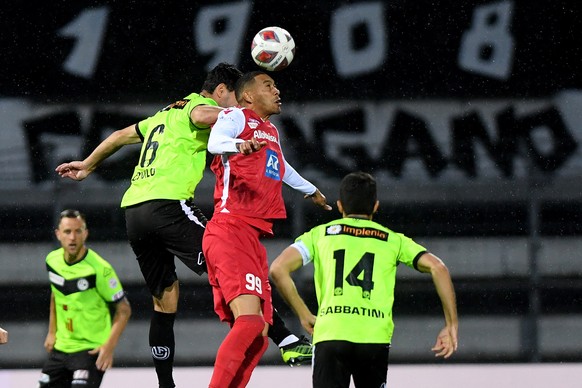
{"left": 190, "top": 105, "right": 223, "bottom": 128}
{"left": 208, "top": 109, "right": 251, "bottom": 155}
{"left": 55, "top": 124, "right": 141, "bottom": 181}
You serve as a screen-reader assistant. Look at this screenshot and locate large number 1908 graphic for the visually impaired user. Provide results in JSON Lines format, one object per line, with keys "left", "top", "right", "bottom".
{"left": 333, "top": 249, "right": 375, "bottom": 299}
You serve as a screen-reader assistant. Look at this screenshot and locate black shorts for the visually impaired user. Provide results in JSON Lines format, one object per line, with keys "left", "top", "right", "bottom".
{"left": 125, "top": 199, "right": 207, "bottom": 298}
{"left": 39, "top": 349, "right": 104, "bottom": 388}
{"left": 313, "top": 340, "right": 390, "bottom": 388}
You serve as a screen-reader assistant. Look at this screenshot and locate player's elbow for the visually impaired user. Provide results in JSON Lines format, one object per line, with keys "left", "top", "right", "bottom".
{"left": 190, "top": 112, "right": 211, "bottom": 128}
{"left": 207, "top": 141, "right": 221, "bottom": 155}
{"left": 430, "top": 260, "right": 451, "bottom": 280}
{"left": 269, "top": 261, "right": 287, "bottom": 286}
{"left": 269, "top": 264, "right": 281, "bottom": 284}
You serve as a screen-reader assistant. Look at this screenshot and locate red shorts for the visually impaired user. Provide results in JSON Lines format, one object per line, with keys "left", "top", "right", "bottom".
{"left": 202, "top": 213, "right": 273, "bottom": 325}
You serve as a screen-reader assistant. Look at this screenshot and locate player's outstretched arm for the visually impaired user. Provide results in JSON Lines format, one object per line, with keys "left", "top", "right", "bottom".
{"left": 190, "top": 105, "right": 225, "bottom": 128}
{"left": 416, "top": 252, "right": 458, "bottom": 359}
{"left": 55, "top": 125, "right": 141, "bottom": 181}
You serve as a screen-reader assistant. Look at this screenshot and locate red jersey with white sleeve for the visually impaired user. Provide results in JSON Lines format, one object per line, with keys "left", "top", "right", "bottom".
{"left": 208, "top": 107, "right": 316, "bottom": 234}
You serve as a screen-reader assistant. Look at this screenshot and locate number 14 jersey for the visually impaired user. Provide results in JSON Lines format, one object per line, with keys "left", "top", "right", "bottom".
{"left": 291, "top": 217, "right": 427, "bottom": 344}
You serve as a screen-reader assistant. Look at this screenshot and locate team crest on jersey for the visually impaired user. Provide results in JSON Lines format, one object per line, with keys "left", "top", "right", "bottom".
{"left": 264, "top": 149, "right": 281, "bottom": 180}
{"left": 77, "top": 278, "right": 89, "bottom": 291}
{"left": 326, "top": 225, "right": 343, "bottom": 235}
{"left": 248, "top": 118, "right": 261, "bottom": 129}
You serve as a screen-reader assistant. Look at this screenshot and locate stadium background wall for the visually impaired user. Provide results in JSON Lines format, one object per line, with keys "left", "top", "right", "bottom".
{"left": 1, "top": 0, "right": 582, "bottom": 368}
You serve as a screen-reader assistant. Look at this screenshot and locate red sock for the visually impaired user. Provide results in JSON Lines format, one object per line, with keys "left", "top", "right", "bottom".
{"left": 209, "top": 315, "right": 265, "bottom": 388}
{"left": 231, "top": 335, "right": 269, "bottom": 387}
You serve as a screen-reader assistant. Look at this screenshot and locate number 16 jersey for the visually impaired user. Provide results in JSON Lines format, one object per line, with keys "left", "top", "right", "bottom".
{"left": 121, "top": 93, "right": 215, "bottom": 207}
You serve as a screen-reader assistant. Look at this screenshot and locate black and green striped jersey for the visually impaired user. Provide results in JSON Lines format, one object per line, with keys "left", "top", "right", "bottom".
{"left": 292, "top": 217, "right": 427, "bottom": 344}
{"left": 46, "top": 248, "right": 125, "bottom": 353}
{"left": 121, "top": 93, "right": 216, "bottom": 207}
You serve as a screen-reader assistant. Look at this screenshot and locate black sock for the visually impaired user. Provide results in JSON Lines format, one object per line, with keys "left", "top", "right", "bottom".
{"left": 149, "top": 311, "right": 176, "bottom": 388}
{"left": 268, "top": 308, "right": 293, "bottom": 345}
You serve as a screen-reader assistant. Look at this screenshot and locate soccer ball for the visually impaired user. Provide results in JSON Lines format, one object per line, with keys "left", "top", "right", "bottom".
{"left": 251, "top": 26, "right": 296, "bottom": 71}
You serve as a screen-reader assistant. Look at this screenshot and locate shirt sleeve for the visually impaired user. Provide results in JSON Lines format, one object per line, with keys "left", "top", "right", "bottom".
{"left": 291, "top": 228, "right": 317, "bottom": 266}
{"left": 397, "top": 234, "right": 428, "bottom": 271}
{"left": 186, "top": 96, "right": 219, "bottom": 131}
{"left": 207, "top": 108, "right": 246, "bottom": 154}
{"left": 96, "top": 263, "right": 126, "bottom": 303}
{"left": 135, "top": 119, "right": 149, "bottom": 140}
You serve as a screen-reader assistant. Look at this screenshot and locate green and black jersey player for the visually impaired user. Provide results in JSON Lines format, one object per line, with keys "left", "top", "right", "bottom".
{"left": 270, "top": 172, "right": 459, "bottom": 388}
{"left": 56, "top": 63, "right": 314, "bottom": 388}
{"left": 40, "top": 210, "right": 131, "bottom": 388}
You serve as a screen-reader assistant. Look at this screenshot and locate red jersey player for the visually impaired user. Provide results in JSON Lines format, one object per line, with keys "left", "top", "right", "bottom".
{"left": 203, "top": 71, "right": 331, "bottom": 387}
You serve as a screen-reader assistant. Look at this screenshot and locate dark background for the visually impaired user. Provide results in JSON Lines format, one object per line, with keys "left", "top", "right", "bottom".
{"left": 1, "top": 0, "right": 580, "bottom": 103}
{"left": 1, "top": 0, "right": 582, "bottom": 367}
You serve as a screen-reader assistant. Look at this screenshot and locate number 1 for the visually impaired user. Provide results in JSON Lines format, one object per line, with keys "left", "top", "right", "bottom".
{"left": 333, "top": 249, "right": 375, "bottom": 299}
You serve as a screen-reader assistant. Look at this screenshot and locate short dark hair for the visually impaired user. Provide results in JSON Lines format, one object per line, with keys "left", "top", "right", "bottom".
{"left": 201, "top": 63, "right": 243, "bottom": 93}
{"left": 235, "top": 71, "right": 267, "bottom": 103}
{"left": 58, "top": 209, "right": 87, "bottom": 227}
{"left": 339, "top": 172, "right": 377, "bottom": 215}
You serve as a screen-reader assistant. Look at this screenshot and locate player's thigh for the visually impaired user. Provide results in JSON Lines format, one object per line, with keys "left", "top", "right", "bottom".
{"left": 125, "top": 203, "right": 178, "bottom": 298}
{"left": 312, "top": 341, "right": 352, "bottom": 388}
{"left": 133, "top": 242, "right": 177, "bottom": 298}
{"left": 206, "top": 221, "right": 270, "bottom": 304}
{"left": 351, "top": 343, "right": 390, "bottom": 387}
{"left": 203, "top": 217, "right": 273, "bottom": 323}
{"left": 39, "top": 350, "right": 71, "bottom": 388}
{"left": 159, "top": 200, "right": 207, "bottom": 275}
{"left": 67, "top": 350, "right": 104, "bottom": 388}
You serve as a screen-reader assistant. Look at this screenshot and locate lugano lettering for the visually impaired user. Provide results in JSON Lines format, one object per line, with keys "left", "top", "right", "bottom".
{"left": 319, "top": 305, "right": 385, "bottom": 319}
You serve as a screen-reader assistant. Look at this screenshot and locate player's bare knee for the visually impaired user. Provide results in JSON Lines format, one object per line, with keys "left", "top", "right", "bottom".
{"left": 152, "top": 295, "right": 178, "bottom": 313}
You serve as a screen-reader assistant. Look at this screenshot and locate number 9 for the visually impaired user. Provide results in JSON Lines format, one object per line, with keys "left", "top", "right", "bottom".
{"left": 245, "top": 273, "right": 263, "bottom": 294}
